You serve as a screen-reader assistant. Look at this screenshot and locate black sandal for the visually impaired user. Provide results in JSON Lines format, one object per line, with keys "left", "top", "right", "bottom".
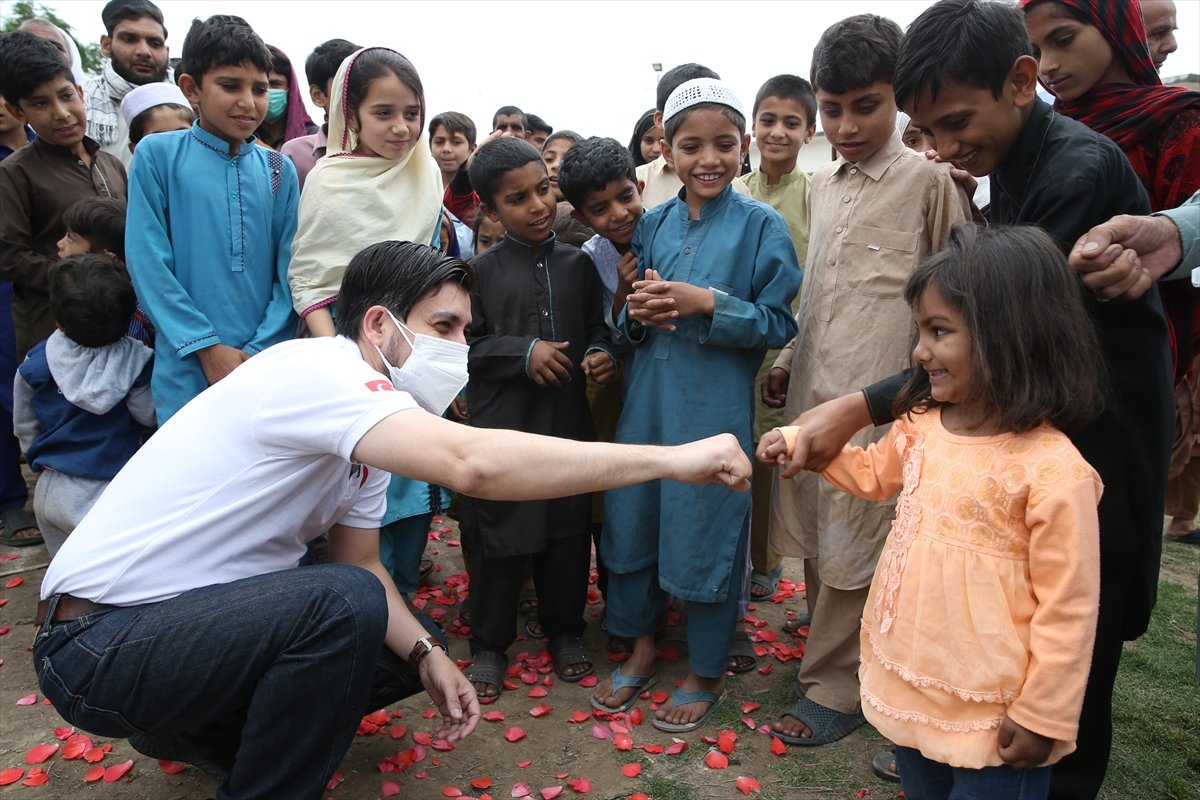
{"left": 0, "top": 508, "right": 42, "bottom": 548}
{"left": 464, "top": 650, "right": 507, "bottom": 703}
{"left": 548, "top": 635, "right": 594, "bottom": 682}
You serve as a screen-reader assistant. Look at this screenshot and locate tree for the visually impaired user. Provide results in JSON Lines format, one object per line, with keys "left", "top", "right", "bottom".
{"left": 1, "top": 1, "right": 103, "bottom": 75}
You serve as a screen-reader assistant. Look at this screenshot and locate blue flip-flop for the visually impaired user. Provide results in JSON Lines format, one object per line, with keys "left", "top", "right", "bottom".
{"left": 651, "top": 687, "right": 727, "bottom": 733}
{"left": 589, "top": 666, "right": 656, "bottom": 714}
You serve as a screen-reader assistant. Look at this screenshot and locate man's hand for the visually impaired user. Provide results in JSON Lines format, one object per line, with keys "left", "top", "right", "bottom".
{"left": 670, "top": 433, "right": 752, "bottom": 492}
{"left": 1070, "top": 214, "right": 1182, "bottom": 300}
{"left": 196, "top": 344, "right": 249, "bottom": 386}
{"left": 528, "top": 340, "right": 573, "bottom": 387}
{"left": 997, "top": 715, "right": 1053, "bottom": 770}
{"left": 582, "top": 350, "right": 615, "bottom": 385}
{"left": 761, "top": 367, "right": 790, "bottom": 408}
{"left": 778, "top": 392, "right": 872, "bottom": 476}
{"left": 418, "top": 650, "right": 480, "bottom": 742}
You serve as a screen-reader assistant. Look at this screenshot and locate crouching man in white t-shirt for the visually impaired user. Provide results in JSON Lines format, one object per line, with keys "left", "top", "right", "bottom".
{"left": 33, "top": 241, "right": 752, "bottom": 800}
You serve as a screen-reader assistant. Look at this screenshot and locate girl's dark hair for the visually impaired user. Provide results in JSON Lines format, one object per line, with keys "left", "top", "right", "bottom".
{"left": 345, "top": 49, "right": 425, "bottom": 129}
{"left": 892, "top": 223, "right": 1106, "bottom": 433}
{"left": 62, "top": 197, "right": 128, "bottom": 261}
{"left": 180, "top": 15, "right": 272, "bottom": 83}
{"left": 627, "top": 108, "right": 657, "bottom": 166}
{"left": 334, "top": 241, "right": 473, "bottom": 339}
{"left": 49, "top": 254, "right": 136, "bottom": 348}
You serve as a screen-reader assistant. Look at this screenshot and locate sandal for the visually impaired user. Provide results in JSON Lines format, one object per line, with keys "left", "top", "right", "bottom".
{"left": 464, "top": 650, "right": 507, "bottom": 704}
{"left": 773, "top": 695, "right": 865, "bottom": 746}
{"left": 548, "top": 635, "right": 594, "bottom": 682}
{"left": 872, "top": 749, "right": 901, "bottom": 783}
{"left": 589, "top": 666, "right": 656, "bottom": 713}
{"left": 518, "top": 586, "right": 538, "bottom": 616}
{"left": 725, "top": 630, "right": 757, "bottom": 674}
{"left": 781, "top": 613, "right": 812, "bottom": 635}
{"left": 418, "top": 557, "right": 435, "bottom": 581}
{"left": 523, "top": 610, "right": 545, "bottom": 641}
{"left": 750, "top": 565, "right": 783, "bottom": 600}
{"left": 651, "top": 687, "right": 727, "bottom": 733}
{"left": 1165, "top": 528, "right": 1200, "bottom": 545}
{"left": 0, "top": 507, "right": 42, "bottom": 548}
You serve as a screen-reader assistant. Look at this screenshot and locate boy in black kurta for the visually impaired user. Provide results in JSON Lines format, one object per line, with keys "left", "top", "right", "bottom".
{"left": 463, "top": 137, "right": 617, "bottom": 701}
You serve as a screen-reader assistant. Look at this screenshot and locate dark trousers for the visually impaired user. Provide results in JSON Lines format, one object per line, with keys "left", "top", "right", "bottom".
{"left": 34, "top": 565, "right": 432, "bottom": 800}
{"left": 468, "top": 533, "right": 590, "bottom": 655}
{"left": 0, "top": 281, "right": 26, "bottom": 513}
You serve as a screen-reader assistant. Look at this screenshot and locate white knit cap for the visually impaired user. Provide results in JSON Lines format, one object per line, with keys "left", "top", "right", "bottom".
{"left": 120, "top": 83, "right": 192, "bottom": 125}
{"left": 662, "top": 78, "right": 746, "bottom": 125}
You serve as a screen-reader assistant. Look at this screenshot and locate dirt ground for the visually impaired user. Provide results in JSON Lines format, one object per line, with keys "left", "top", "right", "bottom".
{"left": 0, "top": 516, "right": 899, "bottom": 800}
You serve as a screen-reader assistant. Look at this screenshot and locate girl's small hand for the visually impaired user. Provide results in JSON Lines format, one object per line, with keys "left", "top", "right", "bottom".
{"left": 997, "top": 715, "right": 1053, "bottom": 770}
{"left": 756, "top": 429, "right": 791, "bottom": 465}
{"left": 581, "top": 351, "right": 615, "bottom": 385}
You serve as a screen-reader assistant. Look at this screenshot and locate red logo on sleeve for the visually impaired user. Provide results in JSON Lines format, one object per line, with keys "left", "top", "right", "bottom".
{"left": 365, "top": 379, "right": 394, "bottom": 392}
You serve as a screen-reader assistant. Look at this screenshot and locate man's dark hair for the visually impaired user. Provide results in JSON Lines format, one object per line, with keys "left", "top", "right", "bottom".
{"left": 0, "top": 31, "right": 75, "bottom": 105}
{"left": 335, "top": 241, "right": 473, "bottom": 339}
{"left": 810, "top": 14, "right": 904, "bottom": 95}
{"left": 526, "top": 113, "right": 552, "bottom": 136}
{"left": 179, "top": 15, "right": 272, "bottom": 84}
{"left": 894, "top": 0, "right": 1033, "bottom": 111}
{"left": 62, "top": 198, "right": 129, "bottom": 262}
{"left": 491, "top": 105, "right": 527, "bottom": 131}
{"left": 655, "top": 63, "right": 719, "bottom": 112}
{"left": 752, "top": 74, "right": 817, "bottom": 124}
{"left": 557, "top": 136, "right": 637, "bottom": 211}
{"left": 49, "top": 254, "right": 137, "bottom": 348}
{"left": 101, "top": 0, "right": 166, "bottom": 38}
{"left": 304, "top": 38, "right": 359, "bottom": 93}
{"left": 468, "top": 136, "right": 545, "bottom": 207}
{"left": 428, "top": 111, "right": 477, "bottom": 147}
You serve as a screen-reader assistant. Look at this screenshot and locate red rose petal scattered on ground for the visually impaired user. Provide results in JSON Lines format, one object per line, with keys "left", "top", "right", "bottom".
{"left": 440, "top": 786, "right": 461, "bottom": 797}
{"left": 589, "top": 724, "right": 610, "bottom": 740}
{"left": 516, "top": 760, "right": 532, "bottom": 768}
{"left": 567, "top": 777, "right": 591, "bottom": 793}
{"left": 740, "top": 702, "right": 761, "bottom": 714}
{"left": 630, "top": 794, "right": 649, "bottom": 800}
{"left": 665, "top": 740, "right": 688, "bottom": 755}
{"left": 770, "top": 737, "right": 787, "bottom": 756}
{"left": 718, "top": 730, "right": 737, "bottom": 754}
{"left": 629, "top": 707, "right": 644, "bottom": 726}
{"left": 735, "top": 776, "right": 762, "bottom": 795}
{"left": 413, "top": 731, "right": 433, "bottom": 746}
{"left": 641, "top": 744, "right": 664, "bottom": 754}
{"left": 83, "top": 766, "right": 105, "bottom": 782}
{"left": 520, "top": 671, "right": 538, "bottom": 685}
{"left": 656, "top": 644, "right": 677, "bottom": 660}
{"left": 390, "top": 725, "right": 408, "bottom": 739}
{"left": 511, "top": 781, "right": 532, "bottom": 797}
{"left": 527, "top": 686, "right": 548, "bottom": 698}
{"left": 15, "top": 693, "right": 37, "bottom": 706}
{"left": 742, "top": 717, "right": 756, "bottom": 729}
{"left": 158, "top": 760, "right": 187, "bottom": 774}
{"left": 25, "top": 743, "right": 58, "bottom": 764}
{"left": 621, "top": 763, "right": 642, "bottom": 778}
{"left": 62, "top": 735, "right": 92, "bottom": 760}
{"left": 326, "top": 772, "right": 344, "bottom": 790}
{"left": 83, "top": 747, "right": 105, "bottom": 763}
{"left": 422, "top": 709, "right": 437, "bottom": 719}
{"left": 103, "top": 760, "right": 133, "bottom": 782}
{"left": 540, "top": 786, "right": 563, "bottom": 799}
{"left": 568, "top": 710, "right": 590, "bottom": 723}
{"left": 431, "top": 739, "right": 455, "bottom": 751}
{"left": 705, "top": 751, "right": 729, "bottom": 769}
{"left": 608, "top": 720, "right": 629, "bottom": 734}
{"left": 0, "top": 598, "right": 6, "bottom": 606}
{"left": 484, "top": 711, "right": 507, "bottom": 722}
{"left": 22, "top": 768, "right": 48, "bottom": 786}
{"left": 578, "top": 675, "right": 598, "bottom": 688}
{"left": 4, "top": 577, "right": 23, "bottom": 588}
{"left": 504, "top": 726, "right": 527, "bottom": 743}
{"left": 472, "top": 777, "right": 494, "bottom": 790}
{"left": 650, "top": 691, "right": 668, "bottom": 704}
{"left": 0, "top": 769, "right": 23, "bottom": 786}
{"left": 855, "top": 790, "right": 869, "bottom": 799}
{"left": 380, "top": 780, "right": 401, "bottom": 796}
{"left": 53, "top": 727, "right": 74, "bottom": 740}
{"left": 0, "top": 626, "right": 10, "bottom": 636}
{"left": 612, "top": 733, "right": 633, "bottom": 751}
{"left": 756, "top": 664, "right": 774, "bottom": 676}
{"left": 529, "top": 704, "right": 552, "bottom": 718}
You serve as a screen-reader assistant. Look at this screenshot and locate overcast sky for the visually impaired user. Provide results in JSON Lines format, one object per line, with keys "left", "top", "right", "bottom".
{"left": 36, "top": 0, "right": 1200, "bottom": 141}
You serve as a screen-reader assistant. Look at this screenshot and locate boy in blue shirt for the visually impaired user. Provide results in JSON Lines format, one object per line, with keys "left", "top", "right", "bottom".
{"left": 591, "top": 79, "right": 799, "bottom": 731}
{"left": 125, "top": 15, "right": 298, "bottom": 423}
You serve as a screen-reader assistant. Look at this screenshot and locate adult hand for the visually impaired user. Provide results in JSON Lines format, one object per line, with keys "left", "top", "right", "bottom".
{"left": 997, "top": 715, "right": 1053, "bottom": 770}
{"left": 1069, "top": 214, "right": 1182, "bottom": 300}
{"left": 761, "top": 367, "right": 790, "bottom": 408}
{"left": 625, "top": 268, "right": 679, "bottom": 330}
{"left": 528, "top": 340, "right": 572, "bottom": 387}
{"left": 779, "top": 391, "right": 872, "bottom": 477}
{"left": 671, "top": 433, "right": 752, "bottom": 491}
{"left": 418, "top": 650, "right": 480, "bottom": 742}
{"left": 196, "top": 344, "right": 249, "bottom": 386}
{"left": 581, "top": 350, "right": 615, "bottom": 385}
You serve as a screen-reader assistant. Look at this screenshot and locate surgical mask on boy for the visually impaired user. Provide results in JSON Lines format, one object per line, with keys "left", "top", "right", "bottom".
{"left": 265, "top": 89, "right": 288, "bottom": 123}
{"left": 374, "top": 310, "right": 469, "bottom": 416}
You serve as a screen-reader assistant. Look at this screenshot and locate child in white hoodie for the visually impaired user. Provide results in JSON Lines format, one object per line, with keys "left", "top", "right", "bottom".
{"left": 14, "top": 254, "right": 155, "bottom": 556}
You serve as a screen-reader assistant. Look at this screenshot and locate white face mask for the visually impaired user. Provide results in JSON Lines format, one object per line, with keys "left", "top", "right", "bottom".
{"left": 374, "top": 310, "right": 469, "bottom": 415}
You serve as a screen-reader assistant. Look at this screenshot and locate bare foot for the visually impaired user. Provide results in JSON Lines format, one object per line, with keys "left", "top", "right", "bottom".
{"left": 592, "top": 635, "right": 655, "bottom": 710}
{"left": 654, "top": 672, "right": 724, "bottom": 727}
{"left": 773, "top": 710, "right": 813, "bottom": 740}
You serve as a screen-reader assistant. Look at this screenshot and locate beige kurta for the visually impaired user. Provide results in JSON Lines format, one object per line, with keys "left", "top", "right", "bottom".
{"left": 767, "top": 134, "right": 971, "bottom": 589}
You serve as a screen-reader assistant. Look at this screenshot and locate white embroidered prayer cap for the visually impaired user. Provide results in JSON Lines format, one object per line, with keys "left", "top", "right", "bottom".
{"left": 662, "top": 78, "right": 746, "bottom": 125}
{"left": 120, "top": 82, "right": 192, "bottom": 125}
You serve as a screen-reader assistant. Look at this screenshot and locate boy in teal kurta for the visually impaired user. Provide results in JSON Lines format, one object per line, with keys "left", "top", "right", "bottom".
{"left": 125, "top": 16, "right": 297, "bottom": 424}
{"left": 592, "top": 79, "right": 799, "bottom": 732}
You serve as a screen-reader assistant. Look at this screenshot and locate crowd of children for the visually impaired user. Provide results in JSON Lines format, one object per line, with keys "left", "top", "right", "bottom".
{"left": 0, "top": 0, "right": 1196, "bottom": 798}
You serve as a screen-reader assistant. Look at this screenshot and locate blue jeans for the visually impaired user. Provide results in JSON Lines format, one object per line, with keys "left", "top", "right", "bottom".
{"left": 895, "top": 746, "right": 1052, "bottom": 800}
{"left": 33, "top": 565, "right": 433, "bottom": 800}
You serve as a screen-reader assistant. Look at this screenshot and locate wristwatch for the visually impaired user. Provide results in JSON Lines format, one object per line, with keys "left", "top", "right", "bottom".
{"left": 408, "top": 635, "right": 449, "bottom": 668}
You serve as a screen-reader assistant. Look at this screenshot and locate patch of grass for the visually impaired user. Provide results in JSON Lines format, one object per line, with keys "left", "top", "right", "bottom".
{"left": 1101, "top": 577, "right": 1200, "bottom": 800}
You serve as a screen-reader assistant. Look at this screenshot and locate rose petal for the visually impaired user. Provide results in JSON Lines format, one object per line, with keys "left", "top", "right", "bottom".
{"left": 83, "top": 747, "right": 105, "bottom": 763}
{"left": 504, "top": 726, "right": 527, "bottom": 743}
{"left": 516, "top": 761, "right": 532, "bottom": 768}
{"left": 511, "top": 781, "right": 532, "bottom": 797}
{"left": 705, "top": 750, "right": 729, "bottom": 769}
{"left": 718, "top": 730, "right": 737, "bottom": 754}
{"left": 472, "top": 777, "right": 494, "bottom": 789}
{"left": 483, "top": 710, "right": 507, "bottom": 722}
{"left": 158, "top": 760, "right": 187, "bottom": 774}
{"left": 621, "top": 763, "right": 642, "bottom": 778}
{"left": 589, "top": 724, "right": 610, "bottom": 740}
{"left": 770, "top": 736, "right": 787, "bottom": 756}
{"left": 567, "top": 710, "right": 590, "bottom": 724}
{"left": 25, "top": 743, "right": 58, "bottom": 764}
{"left": 15, "top": 693, "right": 37, "bottom": 706}
{"left": 529, "top": 704, "right": 552, "bottom": 718}
{"left": 540, "top": 786, "right": 563, "bottom": 800}
{"left": 102, "top": 760, "right": 134, "bottom": 782}
{"left": 83, "top": 766, "right": 105, "bottom": 783}
{"left": 440, "top": 787, "right": 462, "bottom": 798}
{"left": 0, "top": 769, "right": 23, "bottom": 786}
{"left": 612, "top": 732, "right": 633, "bottom": 751}
{"left": 735, "top": 776, "right": 762, "bottom": 796}
{"left": 665, "top": 740, "right": 688, "bottom": 755}
{"left": 432, "top": 739, "right": 455, "bottom": 751}
{"left": 527, "top": 686, "right": 549, "bottom": 698}
{"left": 22, "top": 768, "right": 48, "bottom": 786}
{"left": 567, "top": 777, "right": 592, "bottom": 793}
{"left": 4, "top": 577, "right": 23, "bottom": 588}
{"left": 380, "top": 781, "right": 401, "bottom": 797}
{"left": 53, "top": 727, "right": 74, "bottom": 740}
{"left": 741, "top": 702, "right": 761, "bottom": 714}
{"left": 578, "top": 675, "right": 598, "bottom": 688}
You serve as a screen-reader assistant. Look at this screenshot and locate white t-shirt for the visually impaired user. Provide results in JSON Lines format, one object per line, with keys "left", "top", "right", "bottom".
{"left": 42, "top": 336, "right": 419, "bottom": 606}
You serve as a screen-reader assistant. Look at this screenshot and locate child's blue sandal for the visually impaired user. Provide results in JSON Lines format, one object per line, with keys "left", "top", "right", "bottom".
{"left": 651, "top": 687, "right": 727, "bottom": 733}
{"left": 589, "top": 666, "right": 655, "bottom": 714}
